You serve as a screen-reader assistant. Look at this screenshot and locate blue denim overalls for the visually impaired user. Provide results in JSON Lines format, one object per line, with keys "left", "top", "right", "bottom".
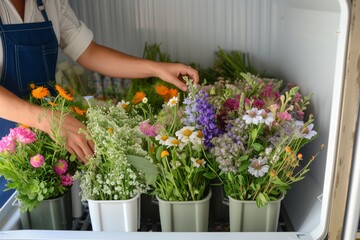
{"left": 0, "top": 0, "right": 58, "bottom": 206}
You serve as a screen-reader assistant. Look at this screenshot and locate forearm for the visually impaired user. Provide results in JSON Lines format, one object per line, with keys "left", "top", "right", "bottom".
{"left": 77, "top": 41, "right": 158, "bottom": 79}
{"left": 0, "top": 86, "right": 50, "bottom": 133}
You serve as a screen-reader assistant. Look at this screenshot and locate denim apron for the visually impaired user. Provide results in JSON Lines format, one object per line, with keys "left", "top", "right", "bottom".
{"left": 0, "top": 0, "right": 59, "bottom": 207}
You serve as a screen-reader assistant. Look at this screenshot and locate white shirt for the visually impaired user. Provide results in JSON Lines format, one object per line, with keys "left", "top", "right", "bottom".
{"left": 0, "top": 0, "right": 93, "bottom": 74}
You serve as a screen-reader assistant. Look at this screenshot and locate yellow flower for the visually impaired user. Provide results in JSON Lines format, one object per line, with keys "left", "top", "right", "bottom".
{"left": 108, "top": 128, "right": 113, "bottom": 134}
{"left": 55, "top": 84, "right": 74, "bottom": 101}
{"left": 132, "top": 91, "right": 146, "bottom": 104}
{"left": 161, "top": 150, "right": 169, "bottom": 158}
{"left": 31, "top": 86, "right": 50, "bottom": 99}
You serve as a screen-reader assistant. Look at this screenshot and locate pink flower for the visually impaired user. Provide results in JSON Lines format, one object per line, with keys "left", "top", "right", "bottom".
{"left": 54, "top": 159, "right": 68, "bottom": 175}
{"left": 223, "top": 97, "right": 239, "bottom": 111}
{"left": 277, "top": 112, "right": 292, "bottom": 121}
{"left": 61, "top": 173, "right": 73, "bottom": 186}
{"left": 139, "top": 120, "right": 158, "bottom": 137}
{"left": 0, "top": 136, "right": 16, "bottom": 154}
{"left": 10, "top": 127, "right": 36, "bottom": 144}
{"left": 30, "top": 154, "right": 45, "bottom": 168}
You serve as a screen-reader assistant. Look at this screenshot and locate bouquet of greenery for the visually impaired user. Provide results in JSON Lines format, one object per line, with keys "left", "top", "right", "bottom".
{"left": 76, "top": 102, "right": 152, "bottom": 201}
{"left": 0, "top": 84, "right": 84, "bottom": 211}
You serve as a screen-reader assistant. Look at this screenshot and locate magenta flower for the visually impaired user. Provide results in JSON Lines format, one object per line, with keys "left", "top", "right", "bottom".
{"left": 30, "top": 154, "right": 45, "bottom": 168}
{"left": 10, "top": 127, "right": 36, "bottom": 144}
{"left": 277, "top": 112, "right": 292, "bottom": 121}
{"left": 139, "top": 120, "right": 158, "bottom": 137}
{"left": 0, "top": 136, "right": 16, "bottom": 154}
{"left": 54, "top": 159, "right": 69, "bottom": 175}
{"left": 223, "top": 97, "right": 239, "bottom": 111}
{"left": 61, "top": 173, "right": 73, "bottom": 186}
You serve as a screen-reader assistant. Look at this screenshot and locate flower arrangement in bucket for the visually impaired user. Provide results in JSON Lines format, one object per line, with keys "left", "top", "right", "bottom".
{"left": 76, "top": 101, "right": 156, "bottom": 231}
{"left": 137, "top": 79, "right": 217, "bottom": 231}
{"left": 194, "top": 73, "right": 324, "bottom": 231}
{"left": 0, "top": 84, "right": 83, "bottom": 217}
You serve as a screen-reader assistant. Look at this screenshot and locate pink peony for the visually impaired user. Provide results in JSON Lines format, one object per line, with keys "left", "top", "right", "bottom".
{"left": 30, "top": 154, "right": 45, "bottom": 168}
{"left": 0, "top": 136, "right": 16, "bottom": 154}
{"left": 10, "top": 127, "right": 36, "bottom": 144}
{"left": 54, "top": 159, "right": 69, "bottom": 175}
{"left": 139, "top": 120, "right": 158, "bottom": 137}
{"left": 61, "top": 173, "right": 73, "bottom": 186}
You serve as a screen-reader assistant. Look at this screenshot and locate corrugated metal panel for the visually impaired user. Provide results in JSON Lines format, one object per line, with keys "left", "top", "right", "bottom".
{"left": 69, "top": 0, "right": 275, "bottom": 69}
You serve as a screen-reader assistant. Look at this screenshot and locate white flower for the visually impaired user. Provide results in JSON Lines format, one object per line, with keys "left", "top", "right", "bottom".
{"left": 296, "top": 121, "right": 317, "bottom": 140}
{"left": 248, "top": 157, "right": 269, "bottom": 177}
{"left": 164, "top": 137, "right": 181, "bottom": 147}
{"left": 191, "top": 157, "right": 206, "bottom": 168}
{"left": 142, "top": 97, "right": 148, "bottom": 104}
{"left": 260, "top": 110, "right": 274, "bottom": 126}
{"left": 167, "top": 96, "right": 179, "bottom": 107}
{"left": 117, "top": 100, "right": 130, "bottom": 109}
{"left": 84, "top": 95, "right": 94, "bottom": 101}
{"left": 242, "top": 108, "right": 263, "bottom": 125}
{"left": 265, "top": 147, "right": 273, "bottom": 156}
{"left": 175, "top": 126, "right": 195, "bottom": 144}
{"left": 155, "top": 134, "right": 169, "bottom": 145}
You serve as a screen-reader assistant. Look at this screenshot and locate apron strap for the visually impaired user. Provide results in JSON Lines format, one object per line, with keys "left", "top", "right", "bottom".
{"left": 36, "top": 0, "right": 49, "bottom": 22}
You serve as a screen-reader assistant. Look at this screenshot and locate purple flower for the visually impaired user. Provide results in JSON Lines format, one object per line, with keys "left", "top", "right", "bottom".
{"left": 30, "top": 154, "right": 44, "bottom": 168}
{"left": 0, "top": 136, "right": 16, "bottom": 154}
{"left": 223, "top": 97, "right": 239, "bottom": 111}
{"left": 10, "top": 127, "right": 36, "bottom": 144}
{"left": 54, "top": 159, "right": 69, "bottom": 175}
{"left": 139, "top": 120, "right": 159, "bottom": 137}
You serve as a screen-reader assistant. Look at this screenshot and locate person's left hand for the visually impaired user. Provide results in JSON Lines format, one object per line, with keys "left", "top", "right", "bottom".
{"left": 153, "top": 62, "right": 199, "bottom": 91}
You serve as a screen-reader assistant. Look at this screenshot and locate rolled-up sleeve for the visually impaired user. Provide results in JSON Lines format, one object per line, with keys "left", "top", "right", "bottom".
{"left": 59, "top": 2, "right": 93, "bottom": 61}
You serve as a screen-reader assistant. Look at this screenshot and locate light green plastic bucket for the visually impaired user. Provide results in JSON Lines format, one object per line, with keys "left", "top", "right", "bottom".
{"left": 157, "top": 189, "right": 212, "bottom": 232}
{"left": 228, "top": 194, "right": 284, "bottom": 232}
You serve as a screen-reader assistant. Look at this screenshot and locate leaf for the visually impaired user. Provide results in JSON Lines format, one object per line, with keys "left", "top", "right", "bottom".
{"left": 203, "top": 172, "right": 217, "bottom": 180}
{"left": 272, "top": 177, "right": 288, "bottom": 186}
{"left": 126, "top": 155, "right": 159, "bottom": 185}
{"left": 256, "top": 192, "right": 269, "bottom": 208}
{"left": 251, "top": 143, "right": 264, "bottom": 152}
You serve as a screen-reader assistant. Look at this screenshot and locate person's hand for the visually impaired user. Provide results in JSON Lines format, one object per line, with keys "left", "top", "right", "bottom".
{"left": 60, "top": 114, "right": 94, "bottom": 163}
{"left": 43, "top": 111, "right": 94, "bottom": 163}
{"left": 154, "top": 62, "right": 199, "bottom": 91}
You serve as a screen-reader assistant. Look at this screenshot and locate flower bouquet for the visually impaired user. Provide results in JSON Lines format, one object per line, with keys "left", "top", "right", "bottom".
{"left": 0, "top": 85, "right": 84, "bottom": 212}
{"left": 75, "top": 101, "right": 157, "bottom": 231}
{"left": 137, "top": 80, "right": 217, "bottom": 231}
{"left": 192, "top": 73, "right": 322, "bottom": 208}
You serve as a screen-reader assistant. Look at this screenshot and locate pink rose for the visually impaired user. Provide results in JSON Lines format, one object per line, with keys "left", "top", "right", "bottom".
{"left": 10, "top": 127, "right": 36, "bottom": 144}
{"left": 61, "top": 173, "right": 73, "bottom": 186}
{"left": 54, "top": 159, "right": 69, "bottom": 175}
{"left": 30, "top": 154, "right": 45, "bottom": 168}
{"left": 0, "top": 136, "right": 16, "bottom": 154}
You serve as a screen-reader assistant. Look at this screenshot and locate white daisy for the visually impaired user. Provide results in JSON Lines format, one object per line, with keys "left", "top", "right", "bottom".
{"left": 248, "top": 157, "right": 269, "bottom": 177}
{"left": 190, "top": 130, "right": 204, "bottom": 146}
{"left": 175, "top": 126, "right": 195, "bottom": 143}
{"left": 167, "top": 96, "right": 179, "bottom": 107}
{"left": 191, "top": 157, "right": 206, "bottom": 168}
{"left": 165, "top": 137, "right": 181, "bottom": 147}
{"left": 242, "top": 108, "right": 263, "bottom": 125}
{"left": 117, "top": 100, "right": 130, "bottom": 109}
{"left": 155, "top": 134, "right": 169, "bottom": 145}
{"left": 142, "top": 97, "right": 148, "bottom": 104}
{"left": 260, "top": 110, "right": 274, "bottom": 126}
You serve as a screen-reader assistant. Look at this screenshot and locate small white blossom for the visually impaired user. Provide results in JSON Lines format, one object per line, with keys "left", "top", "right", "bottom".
{"left": 248, "top": 157, "right": 269, "bottom": 177}
{"left": 191, "top": 157, "right": 206, "bottom": 168}
{"left": 167, "top": 96, "right": 179, "bottom": 107}
{"left": 243, "top": 108, "right": 263, "bottom": 125}
{"left": 142, "top": 97, "right": 148, "bottom": 104}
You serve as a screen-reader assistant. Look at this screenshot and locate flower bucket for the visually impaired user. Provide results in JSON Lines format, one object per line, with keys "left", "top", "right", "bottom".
{"left": 227, "top": 194, "right": 284, "bottom": 232}
{"left": 19, "top": 190, "right": 73, "bottom": 230}
{"left": 71, "top": 179, "right": 83, "bottom": 218}
{"left": 156, "top": 189, "right": 212, "bottom": 232}
{"left": 87, "top": 192, "right": 140, "bottom": 232}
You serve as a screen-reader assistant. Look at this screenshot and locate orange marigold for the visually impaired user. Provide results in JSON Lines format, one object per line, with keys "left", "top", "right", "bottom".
{"left": 31, "top": 86, "right": 50, "bottom": 99}
{"left": 132, "top": 91, "right": 146, "bottom": 104}
{"left": 155, "top": 85, "right": 169, "bottom": 96}
{"left": 70, "top": 106, "right": 87, "bottom": 116}
{"left": 29, "top": 83, "right": 36, "bottom": 89}
{"left": 55, "top": 85, "right": 74, "bottom": 101}
{"left": 48, "top": 101, "right": 58, "bottom": 107}
{"left": 168, "top": 88, "right": 178, "bottom": 98}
